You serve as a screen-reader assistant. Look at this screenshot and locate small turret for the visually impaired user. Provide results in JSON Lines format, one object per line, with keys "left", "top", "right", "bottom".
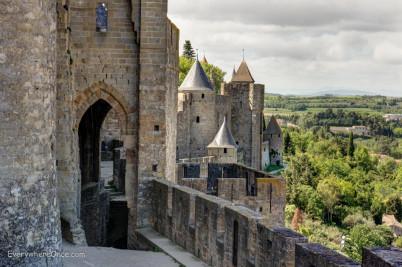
{"left": 231, "top": 65, "right": 237, "bottom": 82}
{"left": 200, "top": 55, "right": 209, "bottom": 65}
{"left": 208, "top": 117, "right": 238, "bottom": 163}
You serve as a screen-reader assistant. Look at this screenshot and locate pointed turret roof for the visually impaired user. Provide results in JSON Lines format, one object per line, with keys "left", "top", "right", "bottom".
{"left": 231, "top": 65, "right": 237, "bottom": 81}
{"left": 179, "top": 59, "right": 214, "bottom": 92}
{"left": 231, "top": 60, "right": 255, "bottom": 83}
{"left": 200, "top": 55, "right": 209, "bottom": 65}
{"left": 266, "top": 116, "right": 282, "bottom": 134}
{"left": 208, "top": 117, "right": 237, "bottom": 149}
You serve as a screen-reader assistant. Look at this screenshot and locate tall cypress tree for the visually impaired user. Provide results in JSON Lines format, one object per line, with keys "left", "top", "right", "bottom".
{"left": 348, "top": 132, "right": 355, "bottom": 157}
{"left": 183, "top": 40, "right": 195, "bottom": 59}
{"left": 284, "top": 131, "right": 293, "bottom": 155}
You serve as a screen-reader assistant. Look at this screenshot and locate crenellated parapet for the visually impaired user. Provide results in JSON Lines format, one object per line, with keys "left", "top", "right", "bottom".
{"left": 150, "top": 179, "right": 402, "bottom": 267}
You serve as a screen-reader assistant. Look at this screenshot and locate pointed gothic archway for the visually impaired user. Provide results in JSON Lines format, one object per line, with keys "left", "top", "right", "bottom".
{"left": 74, "top": 82, "right": 135, "bottom": 247}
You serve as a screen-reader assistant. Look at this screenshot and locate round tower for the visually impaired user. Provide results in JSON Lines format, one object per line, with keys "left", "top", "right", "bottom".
{"left": 177, "top": 59, "right": 218, "bottom": 158}
{"left": 0, "top": 1, "right": 62, "bottom": 265}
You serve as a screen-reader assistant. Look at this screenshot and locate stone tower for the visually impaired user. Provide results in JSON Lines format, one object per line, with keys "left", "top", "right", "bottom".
{"left": 263, "top": 116, "right": 283, "bottom": 167}
{"left": 208, "top": 117, "right": 238, "bottom": 163}
{"left": 0, "top": 1, "right": 62, "bottom": 266}
{"left": 177, "top": 59, "right": 218, "bottom": 159}
{"left": 222, "top": 60, "right": 265, "bottom": 169}
{"left": 55, "top": 0, "right": 179, "bottom": 248}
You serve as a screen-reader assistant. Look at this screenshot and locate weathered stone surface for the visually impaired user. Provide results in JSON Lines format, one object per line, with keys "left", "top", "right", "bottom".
{"left": 177, "top": 61, "right": 264, "bottom": 170}
{"left": 171, "top": 185, "right": 199, "bottom": 254}
{"left": 256, "top": 225, "right": 307, "bottom": 267}
{"left": 0, "top": 1, "right": 62, "bottom": 265}
{"left": 195, "top": 194, "right": 231, "bottom": 266}
{"left": 150, "top": 179, "right": 401, "bottom": 267}
{"left": 54, "top": 0, "right": 179, "bottom": 248}
{"left": 362, "top": 247, "right": 402, "bottom": 267}
{"left": 295, "top": 243, "right": 360, "bottom": 267}
{"left": 224, "top": 205, "right": 261, "bottom": 267}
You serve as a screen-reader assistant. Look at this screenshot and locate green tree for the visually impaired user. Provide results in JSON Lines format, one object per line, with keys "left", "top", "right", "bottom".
{"left": 283, "top": 153, "right": 317, "bottom": 203}
{"left": 179, "top": 56, "right": 194, "bottom": 85}
{"left": 201, "top": 62, "right": 226, "bottom": 93}
{"left": 283, "top": 131, "right": 293, "bottom": 155}
{"left": 317, "top": 176, "right": 355, "bottom": 223}
{"left": 182, "top": 40, "right": 195, "bottom": 59}
{"left": 385, "top": 195, "right": 402, "bottom": 221}
{"left": 354, "top": 147, "right": 375, "bottom": 172}
{"left": 344, "top": 224, "right": 393, "bottom": 261}
{"left": 348, "top": 132, "right": 355, "bottom": 157}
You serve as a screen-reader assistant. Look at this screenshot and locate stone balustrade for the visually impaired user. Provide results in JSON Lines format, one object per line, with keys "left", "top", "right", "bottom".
{"left": 150, "top": 179, "right": 402, "bottom": 267}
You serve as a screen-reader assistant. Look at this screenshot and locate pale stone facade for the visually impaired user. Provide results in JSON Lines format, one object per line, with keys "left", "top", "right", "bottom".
{"left": 54, "top": 0, "right": 179, "bottom": 248}
{"left": 1, "top": 1, "right": 401, "bottom": 266}
{"left": 262, "top": 116, "right": 283, "bottom": 168}
{"left": 177, "top": 60, "right": 264, "bottom": 170}
{"left": 0, "top": 1, "right": 62, "bottom": 265}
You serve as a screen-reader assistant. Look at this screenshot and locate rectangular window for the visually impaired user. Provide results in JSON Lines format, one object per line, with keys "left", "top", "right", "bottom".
{"left": 96, "top": 3, "right": 108, "bottom": 32}
{"left": 224, "top": 148, "right": 227, "bottom": 154}
{"left": 154, "top": 125, "right": 160, "bottom": 132}
{"left": 152, "top": 164, "right": 158, "bottom": 172}
{"left": 232, "top": 220, "right": 239, "bottom": 266}
{"left": 196, "top": 116, "right": 200, "bottom": 123}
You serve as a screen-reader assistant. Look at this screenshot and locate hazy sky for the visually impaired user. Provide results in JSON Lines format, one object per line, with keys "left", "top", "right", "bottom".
{"left": 168, "top": 0, "right": 402, "bottom": 96}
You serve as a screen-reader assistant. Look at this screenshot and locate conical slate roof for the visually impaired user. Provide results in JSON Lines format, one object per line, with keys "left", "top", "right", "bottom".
{"left": 266, "top": 116, "right": 281, "bottom": 134}
{"left": 231, "top": 60, "right": 255, "bottom": 83}
{"left": 231, "top": 65, "right": 237, "bottom": 81}
{"left": 179, "top": 60, "right": 214, "bottom": 92}
{"left": 208, "top": 117, "right": 237, "bottom": 149}
{"left": 200, "top": 55, "right": 209, "bottom": 65}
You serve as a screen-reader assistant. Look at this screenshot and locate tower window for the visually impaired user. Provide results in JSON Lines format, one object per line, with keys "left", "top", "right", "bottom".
{"left": 202, "top": 93, "right": 205, "bottom": 99}
{"left": 152, "top": 164, "right": 158, "bottom": 172}
{"left": 154, "top": 125, "right": 160, "bottom": 132}
{"left": 96, "top": 3, "right": 108, "bottom": 32}
{"left": 224, "top": 148, "right": 228, "bottom": 154}
{"left": 196, "top": 116, "right": 200, "bottom": 123}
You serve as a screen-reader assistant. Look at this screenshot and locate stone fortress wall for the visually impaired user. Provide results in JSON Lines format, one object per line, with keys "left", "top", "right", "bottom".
{"left": 0, "top": 1, "right": 62, "bottom": 265}
{"left": 1, "top": 0, "right": 401, "bottom": 266}
{"left": 177, "top": 63, "right": 264, "bottom": 170}
{"left": 176, "top": 162, "right": 286, "bottom": 225}
{"left": 150, "top": 179, "right": 402, "bottom": 267}
{"left": 55, "top": 0, "right": 179, "bottom": 248}
{"left": 221, "top": 82, "right": 265, "bottom": 170}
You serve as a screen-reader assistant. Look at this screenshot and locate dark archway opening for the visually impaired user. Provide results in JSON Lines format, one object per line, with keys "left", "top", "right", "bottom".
{"left": 232, "top": 220, "right": 239, "bottom": 266}
{"left": 79, "top": 99, "right": 128, "bottom": 248}
{"left": 79, "top": 99, "right": 112, "bottom": 187}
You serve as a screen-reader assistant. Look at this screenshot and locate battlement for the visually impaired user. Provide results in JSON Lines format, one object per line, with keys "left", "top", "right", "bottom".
{"left": 150, "top": 179, "right": 401, "bottom": 267}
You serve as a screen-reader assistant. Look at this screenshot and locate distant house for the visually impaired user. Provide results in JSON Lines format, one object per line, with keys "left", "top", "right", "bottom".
{"left": 383, "top": 114, "right": 402, "bottom": 122}
{"left": 262, "top": 116, "right": 283, "bottom": 168}
{"left": 330, "top": 125, "right": 370, "bottom": 136}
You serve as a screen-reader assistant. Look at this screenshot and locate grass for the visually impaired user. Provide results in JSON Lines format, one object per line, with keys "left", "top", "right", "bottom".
{"left": 264, "top": 107, "right": 382, "bottom": 116}
{"left": 264, "top": 164, "right": 284, "bottom": 172}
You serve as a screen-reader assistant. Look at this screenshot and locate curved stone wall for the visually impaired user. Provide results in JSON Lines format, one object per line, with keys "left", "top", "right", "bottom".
{"left": 0, "top": 1, "right": 62, "bottom": 265}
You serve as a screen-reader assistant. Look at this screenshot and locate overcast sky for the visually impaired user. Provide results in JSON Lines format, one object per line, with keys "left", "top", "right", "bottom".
{"left": 168, "top": 0, "right": 402, "bottom": 96}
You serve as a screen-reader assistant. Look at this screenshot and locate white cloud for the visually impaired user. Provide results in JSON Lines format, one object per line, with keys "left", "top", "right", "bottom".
{"left": 168, "top": 0, "right": 402, "bottom": 96}
{"left": 374, "top": 43, "right": 402, "bottom": 64}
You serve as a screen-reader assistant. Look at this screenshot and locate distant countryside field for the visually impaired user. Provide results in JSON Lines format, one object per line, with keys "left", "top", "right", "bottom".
{"left": 265, "top": 94, "right": 402, "bottom": 259}
{"left": 264, "top": 95, "right": 402, "bottom": 116}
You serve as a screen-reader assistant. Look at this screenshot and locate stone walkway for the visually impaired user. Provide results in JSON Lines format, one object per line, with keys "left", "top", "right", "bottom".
{"left": 100, "top": 160, "right": 113, "bottom": 186}
{"left": 137, "top": 227, "right": 209, "bottom": 267}
{"left": 63, "top": 242, "right": 180, "bottom": 267}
